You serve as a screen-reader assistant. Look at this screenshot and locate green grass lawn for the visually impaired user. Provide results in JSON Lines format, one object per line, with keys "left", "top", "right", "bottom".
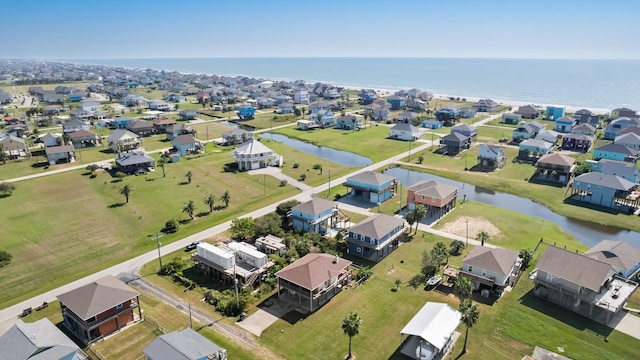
{"left": 241, "top": 113, "right": 300, "bottom": 130}
{"left": 189, "top": 121, "right": 236, "bottom": 141}
{"left": 0, "top": 148, "right": 300, "bottom": 309}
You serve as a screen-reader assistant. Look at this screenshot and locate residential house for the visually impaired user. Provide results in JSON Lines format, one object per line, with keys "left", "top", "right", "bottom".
{"left": 294, "top": 90, "right": 310, "bottom": 104}
{"left": 515, "top": 105, "right": 540, "bottom": 119}
{"left": 440, "top": 132, "right": 471, "bottom": 156}
{"left": 593, "top": 143, "right": 639, "bottom": 163}
{"left": 435, "top": 107, "right": 460, "bottom": 126}
{"left": 390, "top": 122, "right": 423, "bottom": 141}
{"left": 109, "top": 116, "right": 135, "bottom": 129}
{"left": 233, "top": 138, "right": 282, "bottom": 171}
{"left": 115, "top": 151, "right": 155, "bottom": 174}
{"left": 179, "top": 109, "right": 197, "bottom": 120}
{"left": 79, "top": 99, "right": 100, "bottom": 112}
{"left": 399, "top": 302, "right": 461, "bottom": 360}
{"left": 572, "top": 123, "right": 596, "bottom": 137}
{"left": 38, "top": 132, "right": 61, "bottom": 148}
{"left": 421, "top": 119, "right": 443, "bottom": 129}
{"left": 42, "top": 91, "right": 64, "bottom": 104}
{"left": 237, "top": 104, "right": 255, "bottom": 120}
{"left": 127, "top": 120, "right": 155, "bottom": 137}
{"left": 452, "top": 124, "right": 478, "bottom": 142}
{"left": 477, "top": 142, "right": 507, "bottom": 169}
{"left": 585, "top": 240, "right": 640, "bottom": 279}
{"left": 144, "top": 328, "right": 227, "bottom": 360}
{"left": 570, "top": 172, "right": 637, "bottom": 208}
{"left": 573, "top": 109, "right": 600, "bottom": 127}
{"left": 502, "top": 112, "right": 522, "bottom": 125}
{"left": 561, "top": 133, "right": 592, "bottom": 152}
{"left": 406, "top": 180, "right": 457, "bottom": 218}
{"left": 0, "top": 318, "right": 87, "bottom": 360}
{"left": 275, "top": 253, "right": 352, "bottom": 313}
{"left": 611, "top": 107, "right": 637, "bottom": 119}
{"left": 592, "top": 159, "right": 640, "bottom": 184}
{"left": 533, "top": 246, "right": 637, "bottom": 323}
{"left": 407, "top": 98, "right": 427, "bottom": 111}
{"left": 535, "top": 130, "right": 560, "bottom": 145}
{"left": 57, "top": 275, "right": 142, "bottom": 344}
{"left": 152, "top": 116, "right": 176, "bottom": 132}
{"left": 166, "top": 123, "right": 196, "bottom": 141}
{"left": 255, "top": 234, "right": 286, "bottom": 256}
{"left": 534, "top": 153, "right": 575, "bottom": 184}
{"left": 545, "top": 106, "right": 565, "bottom": 120}
{"left": 513, "top": 123, "right": 540, "bottom": 142}
{"left": 147, "top": 99, "right": 171, "bottom": 111}
{"left": 45, "top": 145, "right": 76, "bottom": 165}
{"left": 461, "top": 246, "right": 520, "bottom": 292}
{"left": 276, "top": 102, "right": 293, "bottom": 114}
{"left": 42, "top": 104, "right": 63, "bottom": 116}
{"left": 69, "top": 129, "right": 101, "bottom": 148}
{"left": 310, "top": 109, "right": 335, "bottom": 127}
{"left": 459, "top": 107, "right": 477, "bottom": 119}
{"left": 344, "top": 171, "right": 398, "bottom": 204}
{"left": 364, "top": 99, "right": 390, "bottom": 121}
{"left": 222, "top": 128, "right": 251, "bottom": 145}
{"left": 347, "top": 213, "right": 406, "bottom": 262}
{"left": 297, "top": 119, "right": 320, "bottom": 130}
{"left": 554, "top": 116, "right": 575, "bottom": 133}
{"left": 173, "top": 134, "right": 202, "bottom": 156}
{"left": 62, "top": 119, "right": 91, "bottom": 133}
{"left": 69, "top": 108, "right": 92, "bottom": 120}
{"left": 604, "top": 117, "right": 640, "bottom": 140}
{"left": 291, "top": 198, "right": 339, "bottom": 234}
{"left": 323, "top": 88, "right": 341, "bottom": 100}
{"left": 517, "top": 139, "right": 554, "bottom": 161}
{"left": 108, "top": 129, "right": 142, "bottom": 154}
{"left": 473, "top": 99, "right": 499, "bottom": 112}
{"left": 387, "top": 95, "right": 406, "bottom": 110}
{"left": 193, "top": 241, "right": 272, "bottom": 288}
{"left": 336, "top": 114, "right": 363, "bottom": 130}
{"left": 615, "top": 132, "right": 640, "bottom": 151}
{"left": 397, "top": 111, "right": 420, "bottom": 124}
{"left": 359, "top": 89, "right": 378, "bottom": 104}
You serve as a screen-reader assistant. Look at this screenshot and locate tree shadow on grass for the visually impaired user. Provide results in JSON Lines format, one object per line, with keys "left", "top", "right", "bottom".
{"left": 107, "top": 202, "right": 125, "bottom": 208}
{"left": 196, "top": 211, "right": 209, "bottom": 217}
{"left": 178, "top": 181, "right": 190, "bottom": 185}
{"left": 179, "top": 219, "right": 192, "bottom": 225}
{"left": 0, "top": 194, "right": 11, "bottom": 199}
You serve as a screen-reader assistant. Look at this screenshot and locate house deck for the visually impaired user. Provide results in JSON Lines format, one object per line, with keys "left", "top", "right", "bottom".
{"left": 594, "top": 278, "right": 638, "bottom": 313}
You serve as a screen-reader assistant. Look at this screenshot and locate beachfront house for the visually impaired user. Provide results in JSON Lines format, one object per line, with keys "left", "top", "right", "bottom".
{"left": 545, "top": 106, "right": 565, "bottom": 120}
{"left": 275, "top": 253, "right": 352, "bottom": 313}
{"left": 585, "top": 240, "right": 640, "bottom": 279}
{"left": 517, "top": 139, "right": 554, "bottom": 161}
{"left": 144, "top": 328, "right": 227, "bottom": 360}
{"left": 554, "top": 116, "right": 575, "bottom": 133}
{"left": 460, "top": 246, "right": 520, "bottom": 292}
{"left": 57, "top": 275, "right": 142, "bottom": 344}
{"left": 399, "top": 302, "right": 461, "bottom": 360}
{"left": 569, "top": 172, "right": 637, "bottom": 208}
{"left": 406, "top": 180, "right": 458, "bottom": 219}
{"left": 346, "top": 213, "right": 406, "bottom": 262}
{"left": 291, "top": 198, "right": 339, "bottom": 234}
{"left": 533, "top": 245, "right": 637, "bottom": 323}
{"left": 232, "top": 137, "right": 283, "bottom": 171}
{"left": 477, "top": 142, "right": 507, "bottom": 169}
{"left": 611, "top": 108, "right": 638, "bottom": 119}
{"left": 473, "top": 99, "right": 499, "bottom": 112}
{"left": 389, "top": 122, "right": 423, "bottom": 141}
{"left": 593, "top": 143, "right": 639, "bottom": 163}
{"left": 533, "top": 153, "right": 575, "bottom": 184}
{"left": 515, "top": 105, "right": 540, "bottom": 119}
{"left": 344, "top": 171, "right": 398, "bottom": 204}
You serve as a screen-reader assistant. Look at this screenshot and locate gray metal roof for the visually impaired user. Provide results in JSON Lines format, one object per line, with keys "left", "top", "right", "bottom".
{"left": 347, "top": 171, "right": 396, "bottom": 186}
{"left": 0, "top": 318, "right": 81, "bottom": 360}
{"left": 116, "top": 151, "right": 155, "bottom": 167}
{"left": 349, "top": 213, "right": 405, "bottom": 240}
{"left": 573, "top": 172, "right": 635, "bottom": 191}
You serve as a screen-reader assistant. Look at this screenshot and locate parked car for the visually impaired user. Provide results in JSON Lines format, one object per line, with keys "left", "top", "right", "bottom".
{"left": 185, "top": 241, "right": 201, "bottom": 251}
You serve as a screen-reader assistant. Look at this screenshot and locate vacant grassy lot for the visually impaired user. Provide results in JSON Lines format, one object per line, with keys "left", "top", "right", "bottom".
{"left": 0, "top": 148, "right": 299, "bottom": 309}
{"left": 241, "top": 113, "right": 300, "bottom": 130}
{"left": 190, "top": 121, "right": 236, "bottom": 141}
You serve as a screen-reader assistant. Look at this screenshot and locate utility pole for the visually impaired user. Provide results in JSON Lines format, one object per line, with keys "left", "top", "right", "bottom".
{"left": 328, "top": 169, "right": 331, "bottom": 199}
{"left": 466, "top": 218, "right": 469, "bottom": 247}
{"left": 189, "top": 303, "right": 192, "bottom": 329}
{"left": 408, "top": 140, "right": 413, "bottom": 161}
{"left": 263, "top": 174, "right": 266, "bottom": 196}
{"left": 155, "top": 232, "right": 162, "bottom": 270}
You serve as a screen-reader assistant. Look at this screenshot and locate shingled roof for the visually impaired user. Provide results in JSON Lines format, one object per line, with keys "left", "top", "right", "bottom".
{"left": 537, "top": 246, "right": 613, "bottom": 292}
{"left": 275, "top": 253, "right": 351, "bottom": 291}
{"left": 463, "top": 246, "right": 519, "bottom": 275}
{"left": 57, "top": 275, "right": 139, "bottom": 320}
{"left": 292, "top": 198, "right": 335, "bottom": 216}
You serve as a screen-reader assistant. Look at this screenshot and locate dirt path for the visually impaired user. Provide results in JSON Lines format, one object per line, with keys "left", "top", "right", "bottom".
{"left": 129, "top": 276, "right": 280, "bottom": 360}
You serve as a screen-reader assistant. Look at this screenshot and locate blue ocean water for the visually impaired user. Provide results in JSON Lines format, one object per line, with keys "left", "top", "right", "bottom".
{"left": 71, "top": 57, "right": 640, "bottom": 111}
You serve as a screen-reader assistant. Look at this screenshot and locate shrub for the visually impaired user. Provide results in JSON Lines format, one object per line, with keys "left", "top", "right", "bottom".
{"left": 449, "top": 240, "right": 466, "bottom": 256}
{"left": 164, "top": 218, "right": 180, "bottom": 233}
{"left": 0, "top": 251, "right": 12, "bottom": 267}
{"left": 279, "top": 179, "right": 288, "bottom": 187}
{"left": 357, "top": 266, "right": 373, "bottom": 281}
{"left": 292, "top": 162, "right": 299, "bottom": 169}
{"left": 0, "top": 182, "right": 16, "bottom": 196}
{"left": 299, "top": 173, "right": 307, "bottom": 181}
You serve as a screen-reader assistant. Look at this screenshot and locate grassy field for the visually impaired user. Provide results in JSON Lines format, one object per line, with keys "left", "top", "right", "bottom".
{"left": 0, "top": 148, "right": 300, "bottom": 309}
{"left": 241, "top": 113, "right": 300, "bottom": 130}
{"left": 190, "top": 121, "right": 236, "bottom": 141}
{"left": 0, "top": 82, "right": 96, "bottom": 96}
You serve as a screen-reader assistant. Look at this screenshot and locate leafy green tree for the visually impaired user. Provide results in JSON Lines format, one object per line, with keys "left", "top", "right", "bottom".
{"left": 204, "top": 194, "right": 216, "bottom": 213}
{"left": 0, "top": 182, "right": 16, "bottom": 196}
{"left": 230, "top": 217, "right": 255, "bottom": 241}
{"left": 421, "top": 250, "right": 440, "bottom": 278}
{"left": 164, "top": 218, "right": 180, "bottom": 233}
{"left": 182, "top": 200, "right": 195, "bottom": 219}
{"left": 119, "top": 184, "right": 131, "bottom": 203}
{"left": 357, "top": 266, "right": 373, "bottom": 281}
{"left": 413, "top": 204, "right": 427, "bottom": 233}
{"left": 312, "top": 163, "right": 323, "bottom": 174}
{"left": 460, "top": 299, "right": 480, "bottom": 354}
{"left": 394, "top": 279, "right": 402, "bottom": 290}
{"left": 476, "top": 231, "right": 490, "bottom": 246}
{"left": 405, "top": 209, "right": 417, "bottom": 231}
{"left": 455, "top": 276, "right": 474, "bottom": 304}
{"left": 220, "top": 190, "right": 231, "bottom": 208}
{"left": 449, "top": 240, "right": 466, "bottom": 256}
{"left": 294, "top": 236, "right": 312, "bottom": 257}
{"left": 0, "top": 250, "right": 13, "bottom": 267}
{"left": 342, "top": 312, "right": 362, "bottom": 359}
{"left": 519, "top": 248, "right": 534, "bottom": 269}
{"left": 254, "top": 213, "right": 283, "bottom": 237}
{"left": 418, "top": 155, "right": 424, "bottom": 164}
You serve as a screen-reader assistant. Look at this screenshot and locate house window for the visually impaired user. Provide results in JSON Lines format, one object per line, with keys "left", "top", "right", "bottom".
{"left": 468, "top": 266, "right": 473, "bottom": 272}
{"left": 356, "top": 247, "right": 362, "bottom": 253}
{"left": 579, "top": 287, "right": 588, "bottom": 296}
{"left": 116, "top": 303, "right": 123, "bottom": 310}
{"left": 546, "top": 273, "right": 554, "bottom": 282}
{"left": 365, "top": 236, "right": 371, "bottom": 243}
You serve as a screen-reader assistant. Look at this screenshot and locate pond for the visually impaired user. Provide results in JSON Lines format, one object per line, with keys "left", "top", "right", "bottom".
{"left": 259, "top": 133, "right": 373, "bottom": 167}
{"left": 384, "top": 167, "right": 640, "bottom": 248}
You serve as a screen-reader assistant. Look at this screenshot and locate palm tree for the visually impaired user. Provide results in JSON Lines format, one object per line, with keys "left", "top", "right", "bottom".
{"left": 476, "top": 231, "right": 490, "bottom": 246}
{"left": 204, "top": 194, "right": 216, "bottom": 213}
{"left": 119, "top": 184, "right": 131, "bottom": 203}
{"left": 455, "top": 276, "right": 473, "bottom": 304}
{"left": 157, "top": 157, "right": 166, "bottom": 178}
{"left": 182, "top": 200, "right": 195, "bottom": 219}
{"left": 220, "top": 190, "right": 231, "bottom": 208}
{"left": 460, "top": 299, "right": 480, "bottom": 354}
{"left": 431, "top": 241, "right": 449, "bottom": 265}
{"left": 185, "top": 171, "right": 193, "bottom": 184}
{"left": 405, "top": 209, "right": 416, "bottom": 232}
{"left": 519, "top": 248, "right": 533, "bottom": 269}
{"left": 413, "top": 204, "right": 426, "bottom": 233}
{"left": 342, "top": 312, "right": 362, "bottom": 359}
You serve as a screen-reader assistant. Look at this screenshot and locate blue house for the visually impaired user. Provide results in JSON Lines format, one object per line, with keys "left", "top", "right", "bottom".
{"left": 546, "top": 106, "right": 565, "bottom": 120}
{"left": 421, "top": 119, "right": 443, "bottom": 129}
{"left": 554, "top": 116, "right": 575, "bottom": 133}
{"left": 604, "top": 117, "right": 640, "bottom": 140}
{"left": 502, "top": 113, "right": 522, "bottom": 125}
{"left": 278, "top": 102, "right": 294, "bottom": 114}
{"left": 570, "top": 172, "right": 636, "bottom": 208}
{"left": 291, "top": 198, "right": 338, "bottom": 234}
{"left": 593, "top": 159, "right": 640, "bottom": 184}
{"left": 518, "top": 139, "right": 554, "bottom": 161}
{"left": 336, "top": 115, "right": 363, "bottom": 130}
{"left": 387, "top": 95, "right": 406, "bottom": 110}
{"left": 237, "top": 104, "right": 255, "bottom": 120}
{"left": 69, "top": 94, "right": 83, "bottom": 102}
{"left": 172, "top": 134, "right": 202, "bottom": 156}
{"left": 109, "top": 116, "right": 135, "bottom": 129}
{"left": 435, "top": 107, "right": 461, "bottom": 126}
{"left": 347, "top": 214, "right": 406, "bottom": 262}
{"left": 593, "top": 143, "right": 639, "bottom": 163}
{"left": 460, "top": 107, "right": 477, "bottom": 119}
{"left": 345, "top": 171, "right": 397, "bottom": 204}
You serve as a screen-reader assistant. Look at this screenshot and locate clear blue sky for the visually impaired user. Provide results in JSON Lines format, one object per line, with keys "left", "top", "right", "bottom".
{"left": 3, "top": 0, "right": 638, "bottom": 59}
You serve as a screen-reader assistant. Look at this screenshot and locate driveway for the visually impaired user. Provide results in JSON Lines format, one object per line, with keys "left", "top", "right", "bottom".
{"left": 237, "top": 295, "right": 302, "bottom": 336}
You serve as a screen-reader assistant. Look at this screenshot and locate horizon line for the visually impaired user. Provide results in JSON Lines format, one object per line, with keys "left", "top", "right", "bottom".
{"left": 2, "top": 56, "right": 640, "bottom": 61}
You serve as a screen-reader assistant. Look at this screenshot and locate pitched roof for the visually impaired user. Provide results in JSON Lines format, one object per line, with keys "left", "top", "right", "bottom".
{"left": 400, "top": 302, "right": 461, "bottom": 351}
{"left": 57, "top": 275, "right": 139, "bottom": 320}
{"left": 573, "top": 172, "right": 635, "bottom": 190}
{"left": 69, "top": 129, "right": 97, "bottom": 139}
{"left": 143, "top": 328, "right": 224, "bottom": 360}
{"left": 585, "top": 240, "right": 640, "bottom": 274}
{"left": 45, "top": 144, "right": 75, "bottom": 156}
{"left": 408, "top": 180, "right": 457, "bottom": 199}
{"left": 292, "top": 198, "right": 335, "bottom": 216}
{"left": 463, "top": 246, "right": 519, "bottom": 275}
{"left": 108, "top": 129, "right": 139, "bottom": 142}
{"left": 535, "top": 153, "right": 575, "bottom": 167}
{"left": 390, "top": 122, "right": 418, "bottom": 132}
{"left": 537, "top": 246, "right": 613, "bottom": 292}
{"left": 275, "top": 253, "right": 351, "bottom": 291}
{"left": 116, "top": 151, "right": 155, "bottom": 166}
{"left": 595, "top": 143, "right": 638, "bottom": 156}
{"left": 127, "top": 120, "right": 153, "bottom": 129}
{"left": 174, "top": 134, "right": 198, "bottom": 145}
{"left": 441, "top": 132, "right": 468, "bottom": 142}
{"left": 515, "top": 105, "right": 538, "bottom": 115}
{"left": 615, "top": 132, "right": 640, "bottom": 145}
{"left": 347, "top": 171, "right": 396, "bottom": 186}
{"left": 520, "top": 138, "right": 553, "bottom": 149}
{"left": 349, "top": 213, "right": 405, "bottom": 239}
{"left": 0, "top": 318, "right": 81, "bottom": 360}
{"left": 234, "top": 138, "right": 275, "bottom": 156}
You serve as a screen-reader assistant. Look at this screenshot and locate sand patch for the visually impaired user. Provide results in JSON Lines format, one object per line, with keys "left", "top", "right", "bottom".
{"left": 440, "top": 216, "right": 501, "bottom": 238}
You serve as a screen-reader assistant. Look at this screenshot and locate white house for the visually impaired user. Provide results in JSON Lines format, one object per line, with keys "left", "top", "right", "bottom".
{"left": 233, "top": 138, "right": 282, "bottom": 171}
{"left": 400, "top": 302, "right": 461, "bottom": 360}
{"left": 460, "top": 246, "right": 520, "bottom": 292}
{"left": 79, "top": 99, "right": 100, "bottom": 112}
{"left": 310, "top": 109, "right": 335, "bottom": 127}
{"left": 294, "top": 90, "right": 310, "bottom": 104}
{"left": 390, "top": 122, "right": 423, "bottom": 141}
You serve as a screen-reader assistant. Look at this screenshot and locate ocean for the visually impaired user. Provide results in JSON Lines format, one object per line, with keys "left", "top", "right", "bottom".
{"left": 70, "top": 57, "right": 640, "bottom": 112}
